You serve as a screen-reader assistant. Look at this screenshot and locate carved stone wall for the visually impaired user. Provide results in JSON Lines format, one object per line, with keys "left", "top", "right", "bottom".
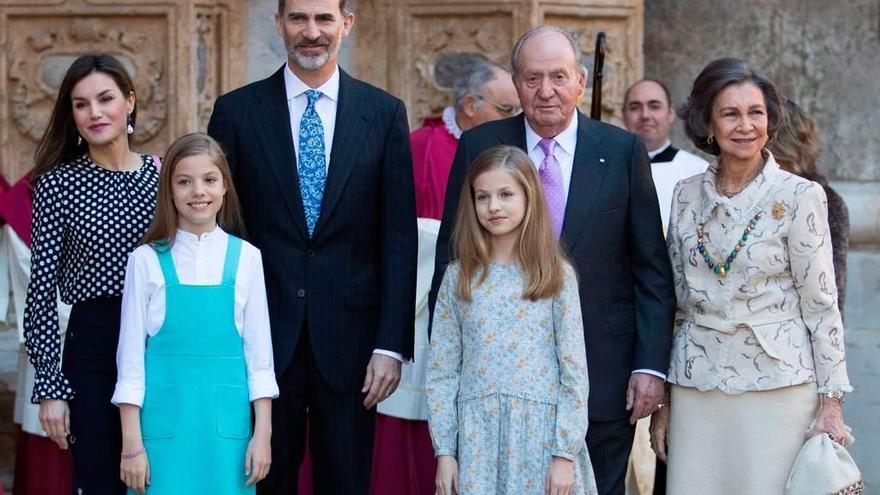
{"left": 354, "top": 0, "right": 644, "bottom": 128}
{"left": 0, "top": 0, "right": 244, "bottom": 182}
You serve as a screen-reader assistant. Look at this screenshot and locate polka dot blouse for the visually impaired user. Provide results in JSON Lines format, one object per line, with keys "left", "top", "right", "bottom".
{"left": 24, "top": 154, "right": 159, "bottom": 403}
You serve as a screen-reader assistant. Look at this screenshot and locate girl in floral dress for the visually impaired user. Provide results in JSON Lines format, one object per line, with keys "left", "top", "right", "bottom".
{"left": 427, "top": 145, "right": 597, "bottom": 495}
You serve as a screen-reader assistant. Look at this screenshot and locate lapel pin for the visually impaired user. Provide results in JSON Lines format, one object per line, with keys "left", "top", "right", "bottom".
{"left": 772, "top": 201, "right": 786, "bottom": 220}
{"left": 599, "top": 158, "right": 606, "bottom": 165}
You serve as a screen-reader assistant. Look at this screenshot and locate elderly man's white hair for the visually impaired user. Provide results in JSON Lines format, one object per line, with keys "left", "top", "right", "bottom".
{"left": 510, "top": 26, "right": 585, "bottom": 76}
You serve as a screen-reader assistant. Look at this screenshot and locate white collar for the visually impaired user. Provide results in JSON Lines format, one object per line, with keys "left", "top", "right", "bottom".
{"left": 175, "top": 225, "right": 224, "bottom": 244}
{"left": 283, "top": 63, "right": 340, "bottom": 102}
{"left": 441, "top": 107, "right": 463, "bottom": 140}
{"left": 648, "top": 140, "right": 672, "bottom": 159}
{"left": 524, "top": 113, "right": 579, "bottom": 157}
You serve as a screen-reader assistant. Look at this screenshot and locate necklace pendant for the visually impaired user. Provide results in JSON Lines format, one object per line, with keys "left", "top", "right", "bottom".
{"left": 718, "top": 265, "right": 726, "bottom": 277}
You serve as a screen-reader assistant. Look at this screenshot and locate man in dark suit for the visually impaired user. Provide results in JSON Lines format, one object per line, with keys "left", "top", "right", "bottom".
{"left": 207, "top": 0, "right": 417, "bottom": 493}
{"left": 429, "top": 26, "right": 675, "bottom": 495}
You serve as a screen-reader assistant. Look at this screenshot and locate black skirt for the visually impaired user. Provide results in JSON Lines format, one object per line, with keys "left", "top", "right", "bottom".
{"left": 61, "top": 296, "right": 127, "bottom": 495}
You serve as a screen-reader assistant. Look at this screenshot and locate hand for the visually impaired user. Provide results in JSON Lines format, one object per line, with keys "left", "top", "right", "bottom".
{"left": 807, "top": 397, "right": 847, "bottom": 446}
{"left": 39, "top": 399, "right": 70, "bottom": 449}
{"left": 120, "top": 446, "right": 150, "bottom": 494}
{"left": 435, "top": 455, "right": 459, "bottom": 495}
{"left": 544, "top": 456, "right": 574, "bottom": 495}
{"left": 625, "top": 373, "right": 665, "bottom": 425}
{"left": 649, "top": 403, "right": 670, "bottom": 462}
{"left": 361, "top": 353, "right": 401, "bottom": 409}
{"left": 245, "top": 427, "right": 272, "bottom": 486}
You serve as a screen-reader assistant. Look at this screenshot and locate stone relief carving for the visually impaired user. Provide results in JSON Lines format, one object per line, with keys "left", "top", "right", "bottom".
{"left": 1, "top": 1, "right": 243, "bottom": 181}
{"left": 409, "top": 14, "right": 513, "bottom": 124}
{"left": 8, "top": 17, "right": 167, "bottom": 143}
{"left": 196, "top": 9, "right": 219, "bottom": 131}
{"left": 567, "top": 26, "right": 631, "bottom": 125}
{"left": 356, "top": 1, "right": 642, "bottom": 130}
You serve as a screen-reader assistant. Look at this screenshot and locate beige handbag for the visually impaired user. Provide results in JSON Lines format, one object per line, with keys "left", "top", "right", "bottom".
{"left": 785, "top": 425, "right": 863, "bottom": 495}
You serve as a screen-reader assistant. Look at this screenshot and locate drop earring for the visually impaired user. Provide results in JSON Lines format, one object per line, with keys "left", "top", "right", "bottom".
{"left": 127, "top": 114, "right": 134, "bottom": 135}
{"left": 77, "top": 135, "right": 82, "bottom": 146}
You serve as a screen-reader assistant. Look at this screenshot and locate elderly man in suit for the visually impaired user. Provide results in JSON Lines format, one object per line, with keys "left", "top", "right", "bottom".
{"left": 207, "top": 0, "right": 417, "bottom": 493}
{"left": 429, "top": 26, "right": 676, "bottom": 495}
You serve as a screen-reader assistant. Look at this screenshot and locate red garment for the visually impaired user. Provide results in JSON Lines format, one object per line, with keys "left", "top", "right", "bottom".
{"left": 411, "top": 115, "right": 459, "bottom": 220}
{"left": 13, "top": 431, "right": 74, "bottom": 495}
{"left": 0, "top": 174, "right": 34, "bottom": 247}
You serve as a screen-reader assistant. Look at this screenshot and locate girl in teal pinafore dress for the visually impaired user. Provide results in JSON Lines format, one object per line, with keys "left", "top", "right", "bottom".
{"left": 113, "top": 134, "right": 278, "bottom": 494}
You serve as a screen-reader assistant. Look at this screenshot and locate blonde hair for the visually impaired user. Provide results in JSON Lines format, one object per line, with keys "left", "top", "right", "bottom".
{"left": 771, "top": 100, "right": 823, "bottom": 181}
{"left": 141, "top": 133, "right": 246, "bottom": 248}
{"left": 452, "top": 145, "right": 568, "bottom": 301}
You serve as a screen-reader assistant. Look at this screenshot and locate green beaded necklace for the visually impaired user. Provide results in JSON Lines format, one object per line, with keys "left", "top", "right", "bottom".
{"left": 696, "top": 210, "right": 762, "bottom": 277}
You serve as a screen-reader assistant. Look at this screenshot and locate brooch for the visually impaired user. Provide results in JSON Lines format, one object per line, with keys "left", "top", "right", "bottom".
{"left": 772, "top": 201, "right": 786, "bottom": 220}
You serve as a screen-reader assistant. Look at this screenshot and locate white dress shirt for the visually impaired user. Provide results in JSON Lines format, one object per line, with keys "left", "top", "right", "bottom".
{"left": 112, "top": 227, "right": 279, "bottom": 406}
{"left": 524, "top": 114, "right": 665, "bottom": 380}
{"left": 283, "top": 64, "right": 403, "bottom": 363}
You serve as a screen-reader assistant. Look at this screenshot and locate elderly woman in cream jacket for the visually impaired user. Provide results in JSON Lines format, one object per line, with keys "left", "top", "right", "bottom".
{"left": 650, "top": 58, "right": 852, "bottom": 494}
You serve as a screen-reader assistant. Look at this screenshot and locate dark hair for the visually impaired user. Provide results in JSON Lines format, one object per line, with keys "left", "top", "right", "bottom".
{"left": 141, "top": 133, "right": 246, "bottom": 248}
{"left": 434, "top": 53, "right": 507, "bottom": 111}
{"left": 678, "top": 58, "right": 784, "bottom": 155}
{"left": 511, "top": 26, "right": 583, "bottom": 76}
{"left": 278, "top": 0, "right": 353, "bottom": 15}
{"left": 770, "top": 100, "right": 826, "bottom": 185}
{"left": 32, "top": 53, "right": 137, "bottom": 186}
{"left": 624, "top": 78, "right": 672, "bottom": 107}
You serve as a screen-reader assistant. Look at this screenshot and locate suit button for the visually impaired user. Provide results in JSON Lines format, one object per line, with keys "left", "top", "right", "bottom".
{"left": 306, "top": 249, "right": 315, "bottom": 257}
{"left": 297, "top": 289, "right": 306, "bottom": 298}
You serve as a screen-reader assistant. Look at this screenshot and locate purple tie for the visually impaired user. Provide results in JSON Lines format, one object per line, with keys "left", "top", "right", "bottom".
{"left": 538, "top": 138, "right": 565, "bottom": 238}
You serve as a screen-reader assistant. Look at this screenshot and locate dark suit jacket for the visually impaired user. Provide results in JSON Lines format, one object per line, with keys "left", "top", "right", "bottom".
{"left": 429, "top": 112, "right": 675, "bottom": 420}
{"left": 208, "top": 66, "right": 417, "bottom": 392}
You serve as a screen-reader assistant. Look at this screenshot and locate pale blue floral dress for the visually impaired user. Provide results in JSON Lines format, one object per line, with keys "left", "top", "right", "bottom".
{"left": 427, "top": 262, "right": 597, "bottom": 495}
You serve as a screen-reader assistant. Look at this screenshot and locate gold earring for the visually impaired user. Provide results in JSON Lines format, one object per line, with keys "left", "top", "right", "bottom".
{"left": 707, "top": 135, "right": 715, "bottom": 145}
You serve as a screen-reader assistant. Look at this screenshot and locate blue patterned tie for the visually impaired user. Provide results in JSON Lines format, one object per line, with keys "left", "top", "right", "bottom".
{"left": 298, "top": 89, "right": 327, "bottom": 237}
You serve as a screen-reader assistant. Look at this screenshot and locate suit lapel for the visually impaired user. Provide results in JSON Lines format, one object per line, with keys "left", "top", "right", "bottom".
{"left": 251, "top": 65, "right": 309, "bottom": 238}
{"left": 311, "top": 70, "right": 367, "bottom": 236}
{"left": 561, "top": 112, "right": 607, "bottom": 249}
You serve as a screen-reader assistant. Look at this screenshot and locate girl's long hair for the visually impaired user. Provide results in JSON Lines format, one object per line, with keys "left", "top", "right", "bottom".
{"left": 141, "top": 133, "right": 246, "bottom": 248}
{"left": 452, "top": 145, "right": 568, "bottom": 301}
{"left": 32, "top": 53, "right": 137, "bottom": 186}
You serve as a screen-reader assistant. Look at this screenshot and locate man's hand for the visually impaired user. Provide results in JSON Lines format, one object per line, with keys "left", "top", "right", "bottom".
{"left": 362, "top": 354, "right": 401, "bottom": 409}
{"left": 626, "top": 373, "right": 665, "bottom": 425}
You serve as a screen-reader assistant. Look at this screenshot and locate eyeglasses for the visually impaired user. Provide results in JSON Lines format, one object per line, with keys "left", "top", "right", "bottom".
{"left": 475, "top": 95, "right": 522, "bottom": 116}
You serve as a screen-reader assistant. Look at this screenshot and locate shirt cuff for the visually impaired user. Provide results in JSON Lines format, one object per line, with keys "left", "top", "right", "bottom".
{"left": 551, "top": 449, "right": 578, "bottom": 462}
{"left": 632, "top": 369, "right": 667, "bottom": 380}
{"left": 248, "top": 370, "right": 281, "bottom": 401}
{"left": 373, "top": 349, "right": 404, "bottom": 363}
{"left": 31, "top": 367, "right": 75, "bottom": 404}
{"left": 111, "top": 383, "right": 145, "bottom": 408}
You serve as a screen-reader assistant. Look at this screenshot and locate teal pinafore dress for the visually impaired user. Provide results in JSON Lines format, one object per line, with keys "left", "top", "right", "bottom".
{"left": 136, "top": 236, "right": 254, "bottom": 494}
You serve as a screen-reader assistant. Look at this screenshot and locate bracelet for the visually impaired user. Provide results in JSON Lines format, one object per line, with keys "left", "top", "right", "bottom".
{"left": 121, "top": 447, "right": 146, "bottom": 459}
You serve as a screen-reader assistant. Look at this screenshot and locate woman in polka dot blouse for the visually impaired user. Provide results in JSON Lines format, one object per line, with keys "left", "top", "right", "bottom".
{"left": 23, "top": 54, "right": 160, "bottom": 494}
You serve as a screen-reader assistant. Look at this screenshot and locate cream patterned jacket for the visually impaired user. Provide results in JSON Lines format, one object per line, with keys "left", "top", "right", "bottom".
{"left": 666, "top": 151, "right": 851, "bottom": 395}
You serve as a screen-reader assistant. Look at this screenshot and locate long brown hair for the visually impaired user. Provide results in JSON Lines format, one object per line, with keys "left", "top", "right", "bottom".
{"left": 141, "top": 133, "right": 246, "bottom": 248}
{"left": 32, "top": 53, "right": 137, "bottom": 186}
{"left": 452, "top": 145, "right": 568, "bottom": 301}
{"left": 770, "top": 100, "right": 826, "bottom": 185}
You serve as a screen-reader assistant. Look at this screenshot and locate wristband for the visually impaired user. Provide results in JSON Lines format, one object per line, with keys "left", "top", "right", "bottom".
{"left": 121, "top": 447, "right": 146, "bottom": 459}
